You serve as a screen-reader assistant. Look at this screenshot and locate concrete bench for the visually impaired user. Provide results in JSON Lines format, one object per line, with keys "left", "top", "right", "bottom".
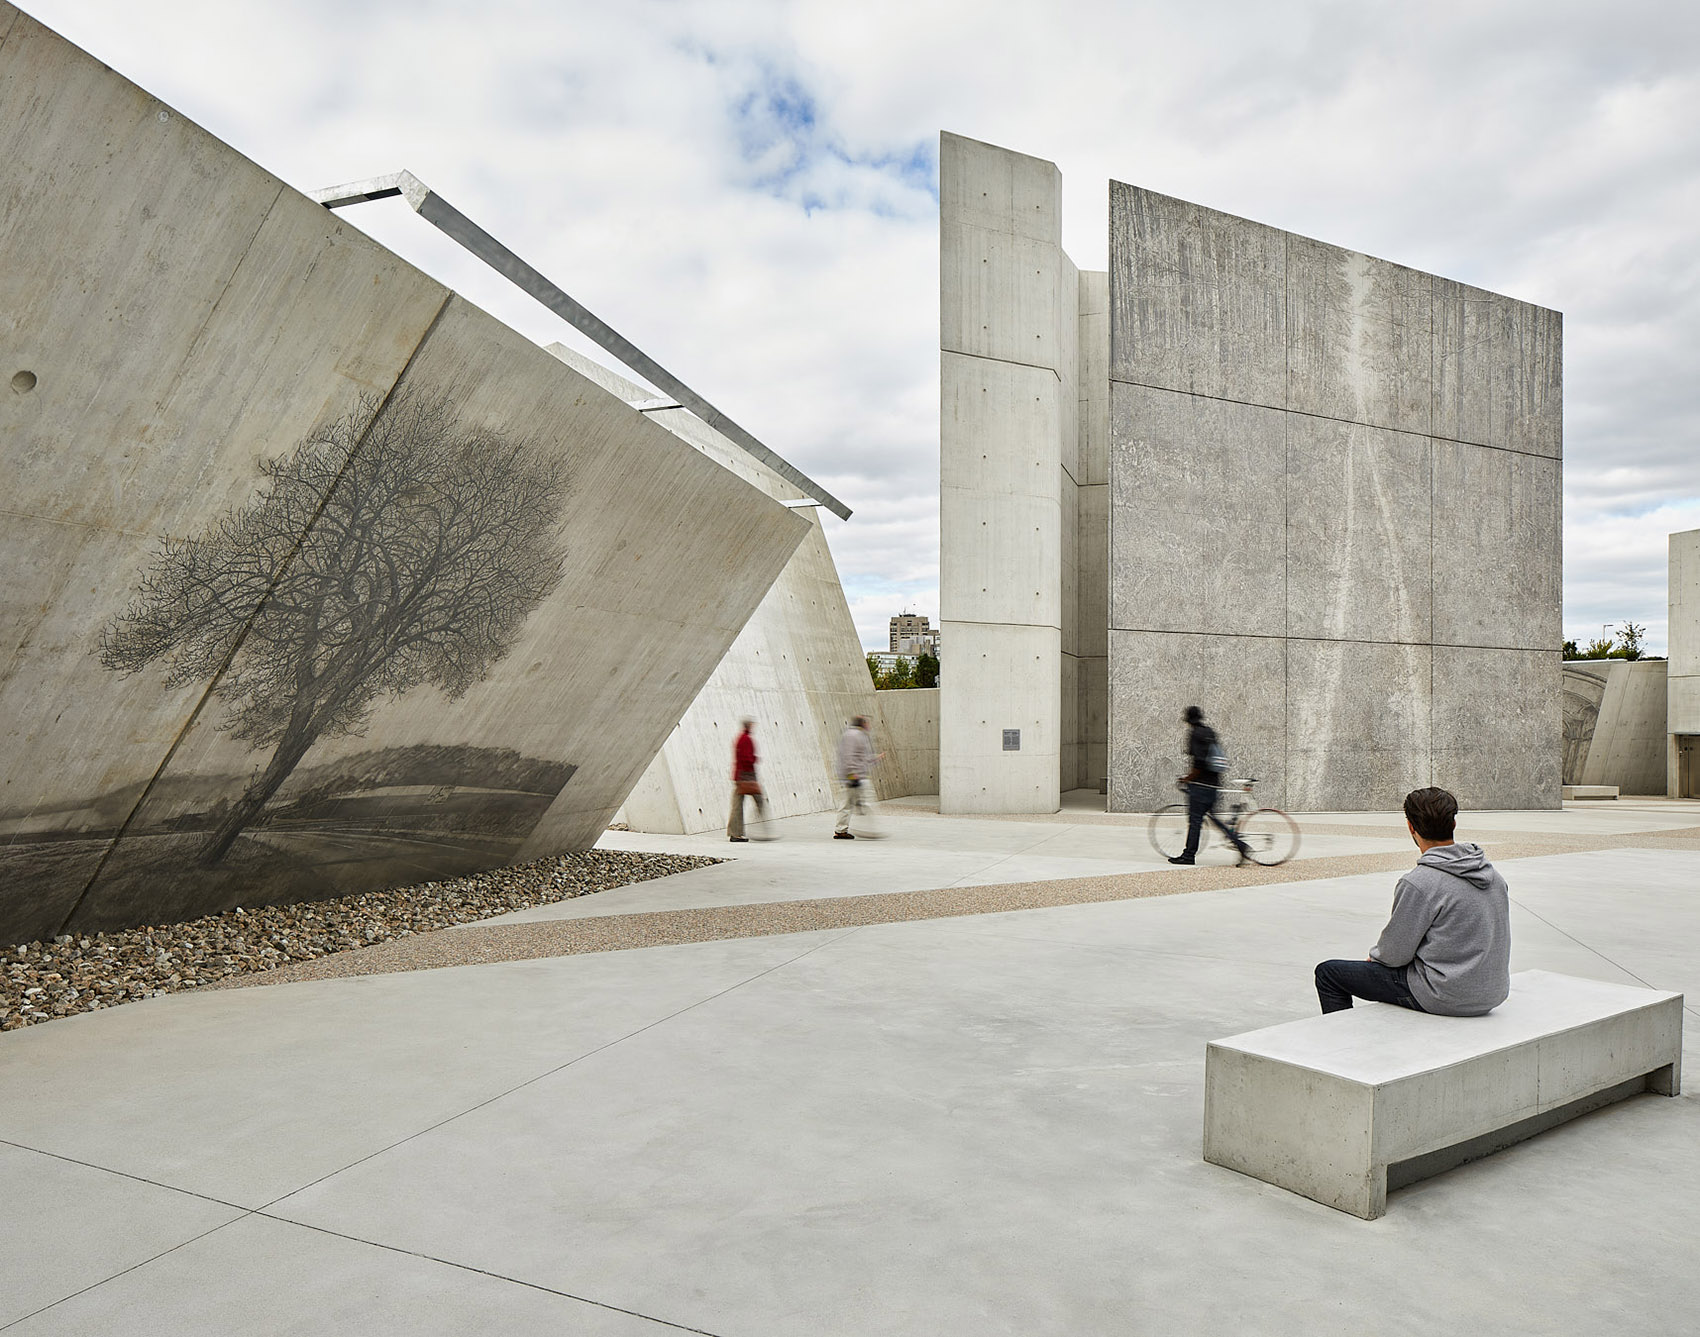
{"left": 1203, "top": 970, "right": 1683, "bottom": 1218}
{"left": 1562, "top": 784, "right": 1619, "bottom": 800}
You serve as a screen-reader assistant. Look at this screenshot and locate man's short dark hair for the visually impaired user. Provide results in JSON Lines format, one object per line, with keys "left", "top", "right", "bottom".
{"left": 1183, "top": 705, "right": 1203, "bottom": 724}
{"left": 1404, "top": 787, "right": 1457, "bottom": 842}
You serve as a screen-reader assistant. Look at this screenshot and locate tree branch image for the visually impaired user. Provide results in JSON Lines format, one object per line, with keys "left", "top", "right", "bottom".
{"left": 100, "top": 390, "right": 571, "bottom": 866}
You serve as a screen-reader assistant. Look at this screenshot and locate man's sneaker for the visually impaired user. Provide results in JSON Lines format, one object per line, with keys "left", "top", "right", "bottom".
{"left": 729, "top": 836, "right": 748, "bottom": 843}
{"left": 834, "top": 831, "right": 855, "bottom": 840}
{"left": 1167, "top": 854, "right": 1194, "bottom": 865}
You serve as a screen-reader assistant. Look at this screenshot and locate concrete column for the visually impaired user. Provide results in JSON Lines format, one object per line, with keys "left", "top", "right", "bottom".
{"left": 1076, "top": 271, "right": 1110, "bottom": 793}
{"left": 1670, "top": 529, "right": 1700, "bottom": 797}
{"left": 939, "top": 133, "right": 1075, "bottom": 813}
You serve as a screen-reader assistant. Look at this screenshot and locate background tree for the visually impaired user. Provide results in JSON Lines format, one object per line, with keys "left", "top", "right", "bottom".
{"left": 915, "top": 651, "right": 939, "bottom": 688}
{"left": 100, "top": 390, "right": 570, "bottom": 864}
{"left": 1617, "top": 621, "right": 1646, "bottom": 661}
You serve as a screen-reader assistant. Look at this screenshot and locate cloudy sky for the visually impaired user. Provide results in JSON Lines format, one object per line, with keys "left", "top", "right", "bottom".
{"left": 27, "top": 0, "right": 1700, "bottom": 652}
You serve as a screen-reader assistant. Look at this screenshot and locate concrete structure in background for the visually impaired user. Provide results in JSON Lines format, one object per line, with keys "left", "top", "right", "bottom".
{"left": 545, "top": 346, "right": 898, "bottom": 832}
{"left": 1564, "top": 660, "right": 1668, "bottom": 796}
{"left": 0, "top": 6, "right": 806, "bottom": 943}
{"left": 1672, "top": 529, "right": 1700, "bottom": 798}
{"left": 940, "top": 131, "right": 1562, "bottom": 815}
{"left": 873, "top": 688, "right": 940, "bottom": 798}
{"left": 938, "top": 133, "right": 1104, "bottom": 814}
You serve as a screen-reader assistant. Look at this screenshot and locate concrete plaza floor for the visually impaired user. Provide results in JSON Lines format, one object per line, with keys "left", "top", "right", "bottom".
{"left": 2, "top": 798, "right": 1697, "bottom": 1334}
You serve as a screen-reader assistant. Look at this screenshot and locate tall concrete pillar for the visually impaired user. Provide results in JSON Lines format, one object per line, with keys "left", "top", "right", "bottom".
{"left": 1670, "top": 528, "right": 1700, "bottom": 797}
{"left": 939, "top": 133, "right": 1076, "bottom": 813}
{"left": 1076, "top": 270, "right": 1111, "bottom": 793}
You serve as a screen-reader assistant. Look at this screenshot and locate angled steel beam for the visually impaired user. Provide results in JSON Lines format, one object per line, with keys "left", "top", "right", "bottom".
{"left": 310, "top": 171, "right": 852, "bottom": 520}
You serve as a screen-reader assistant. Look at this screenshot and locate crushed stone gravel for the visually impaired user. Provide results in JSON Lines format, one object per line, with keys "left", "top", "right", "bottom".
{"left": 0, "top": 849, "right": 718, "bottom": 1030}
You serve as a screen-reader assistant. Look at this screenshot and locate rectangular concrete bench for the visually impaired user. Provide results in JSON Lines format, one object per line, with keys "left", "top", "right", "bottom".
{"left": 1562, "top": 784, "right": 1619, "bottom": 800}
{"left": 1203, "top": 970, "right": 1683, "bottom": 1218}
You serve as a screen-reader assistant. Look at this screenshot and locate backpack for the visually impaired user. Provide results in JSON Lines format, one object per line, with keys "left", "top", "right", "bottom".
{"left": 1205, "top": 740, "right": 1228, "bottom": 776}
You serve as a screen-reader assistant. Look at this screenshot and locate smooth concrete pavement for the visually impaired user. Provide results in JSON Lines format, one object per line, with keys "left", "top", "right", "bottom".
{"left": 1, "top": 805, "right": 1697, "bottom": 1334}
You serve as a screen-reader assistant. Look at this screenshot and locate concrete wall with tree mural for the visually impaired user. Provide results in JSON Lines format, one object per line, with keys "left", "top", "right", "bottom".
{"left": 0, "top": 5, "right": 805, "bottom": 944}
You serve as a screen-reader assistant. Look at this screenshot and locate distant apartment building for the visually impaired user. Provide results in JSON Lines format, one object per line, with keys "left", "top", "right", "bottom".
{"left": 889, "top": 612, "right": 941, "bottom": 657}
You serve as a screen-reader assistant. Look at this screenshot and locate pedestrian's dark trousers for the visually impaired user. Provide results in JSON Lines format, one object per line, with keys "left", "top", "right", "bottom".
{"left": 1314, "top": 959, "right": 1425, "bottom": 1015}
{"left": 1182, "top": 781, "right": 1239, "bottom": 858}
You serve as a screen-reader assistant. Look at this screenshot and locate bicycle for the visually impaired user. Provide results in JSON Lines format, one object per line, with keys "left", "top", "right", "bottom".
{"left": 1148, "top": 777, "right": 1300, "bottom": 866}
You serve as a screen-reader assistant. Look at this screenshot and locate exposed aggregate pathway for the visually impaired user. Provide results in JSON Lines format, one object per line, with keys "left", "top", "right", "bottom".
{"left": 9, "top": 821, "right": 1697, "bottom": 1027}
{"left": 217, "top": 823, "right": 1700, "bottom": 990}
{"left": 0, "top": 849, "right": 717, "bottom": 1030}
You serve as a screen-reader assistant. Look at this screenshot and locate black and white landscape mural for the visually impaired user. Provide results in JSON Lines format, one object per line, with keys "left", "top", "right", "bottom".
{"left": 1, "top": 392, "right": 579, "bottom": 940}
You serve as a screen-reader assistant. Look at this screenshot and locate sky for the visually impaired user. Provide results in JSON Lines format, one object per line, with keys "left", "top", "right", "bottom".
{"left": 23, "top": 0, "right": 1700, "bottom": 654}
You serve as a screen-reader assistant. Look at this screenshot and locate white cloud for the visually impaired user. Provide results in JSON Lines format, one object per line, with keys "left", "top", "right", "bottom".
{"left": 20, "top": 0, "right": 1700, "bottom": 656}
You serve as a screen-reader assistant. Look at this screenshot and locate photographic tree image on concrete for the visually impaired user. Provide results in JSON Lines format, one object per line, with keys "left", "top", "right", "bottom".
{"left": 99, "top": 390, "right": 571, "bottom": 865}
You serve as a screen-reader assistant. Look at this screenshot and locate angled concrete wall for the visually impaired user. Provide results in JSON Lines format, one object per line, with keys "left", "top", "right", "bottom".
{"left": 0, "top": 7, "right": 805, "bottom": 943}
{"left": 1564, "top": 660, "right": 1667, "bottom": 795}
{"left": 939, "top": 133, "right": 1076, "bottom": 813}
{"left": 1671, "top": 529, "right": 1700, "bottom": 797}
{"left": 544, "top": 346, "right": 888, "bottom": 832}
{"left": 1107, "top": 183, "right": 1562, "bottom": 811}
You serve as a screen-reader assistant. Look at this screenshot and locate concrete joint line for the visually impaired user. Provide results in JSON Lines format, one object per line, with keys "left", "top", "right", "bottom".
{"left": 248, "top": 1214, "right": 729, "bottom": 1336}
{"left": 51, "top": 291, "right": 456, "bottom": 938}
{"left": 1105, "top": 376, "right": 1560, "bottom": 462}
{"left": 252, "top": 929, "right": 859, "bottom": 1218}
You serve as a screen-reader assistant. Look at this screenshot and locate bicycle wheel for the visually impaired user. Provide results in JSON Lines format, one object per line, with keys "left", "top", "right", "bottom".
{"left": 1237, "top": 807, "right": 1300, "bottom": 865}
{"left": 1148, "top": 803, "right": 1191, "bottom": 859}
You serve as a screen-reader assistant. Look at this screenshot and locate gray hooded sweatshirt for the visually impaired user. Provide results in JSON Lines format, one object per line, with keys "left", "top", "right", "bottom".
{"left": 1369, "top": 842, "right": 1510, "bottom": 1016}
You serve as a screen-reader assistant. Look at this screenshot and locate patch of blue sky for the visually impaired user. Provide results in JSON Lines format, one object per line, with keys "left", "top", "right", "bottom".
{"left": 728, "top": 64, "right": 936, "bottom": 216}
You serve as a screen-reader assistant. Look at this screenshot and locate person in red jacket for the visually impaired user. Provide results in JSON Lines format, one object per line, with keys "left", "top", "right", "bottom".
{"left": 727, "top": 717, "right": 772, "bottom": 842}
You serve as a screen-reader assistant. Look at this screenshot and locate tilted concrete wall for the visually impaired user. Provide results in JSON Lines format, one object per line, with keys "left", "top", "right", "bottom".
{"left": 1564, "top": 661, "right": 1668, "bottom": 795}
{"left": 543, "top": 346, "right": 888, "bottom": 832}
{"left": 874, "top": 688, "right": 940, "bottom": 797}
{"left": 0, "top": 7, "right": 805, "bottom": 943}
{"left": 939, "top": 133, "right": 1076, "bottom": 814}
{"left": 1670, "top": 529, "right": 1700, "bottom": 797}
{"left": 1107, "top": 182, "right": 1563, "bottom": 812}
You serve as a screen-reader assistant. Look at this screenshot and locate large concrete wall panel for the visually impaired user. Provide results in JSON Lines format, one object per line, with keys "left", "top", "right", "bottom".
{"left": 1108, "top": 189, "right": 1286, "bottom": 405}
{"left": 0, "top": 13, "right": 804, "bottom": 941}
{"left": 1432, "top": 648, "right": 1561, "bottom": 810}
{"left": 1284, "top": 418, "right": 1432, "bottom": 644}
{"left": 1107, "top": 178, "right": 1561, "bottom": 811}
{"left": 1431, "top": 441, "right": 1562, "bottom": 651}
{"left": 1285, "top": 236, "right": 1433, "bottom": 435}
{"left": 1287, "top": 640, "right": 1431, "bottom": 811}
{"left": 1108, "top": 630, "right": 1286, "bottom": 811}
{"left": 1109, "top": 384, "right": 1286, "bottom": 638}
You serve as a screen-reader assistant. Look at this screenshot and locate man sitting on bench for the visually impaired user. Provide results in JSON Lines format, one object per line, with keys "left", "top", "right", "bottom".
{"left": 1314, "top": 787, "right": 1511, "bottom": 1016}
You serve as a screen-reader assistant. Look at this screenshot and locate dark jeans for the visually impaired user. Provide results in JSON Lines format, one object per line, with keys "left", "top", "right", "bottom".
{"left": 1314, "top": 959, "right": 1425, "bottom": 1015}
{"left": 1182, "top": 781, "right": 1243, "bottom": 858}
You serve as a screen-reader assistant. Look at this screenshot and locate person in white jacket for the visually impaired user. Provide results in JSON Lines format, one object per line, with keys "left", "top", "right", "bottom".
{"left": 833, "top": 716, "right": 880, "bottom": 839}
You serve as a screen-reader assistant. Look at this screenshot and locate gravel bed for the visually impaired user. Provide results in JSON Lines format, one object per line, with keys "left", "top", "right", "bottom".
{"left": 0, "top": 849, "right": 718, "bottom": 1031}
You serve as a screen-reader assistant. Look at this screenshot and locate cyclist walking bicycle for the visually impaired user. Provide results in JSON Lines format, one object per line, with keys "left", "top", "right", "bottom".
{"left": 1148, "top": 708, "right": 1299, "bottom": 865}
{"left": 1169, "top": 706, "right": 1249, "bottom": 866}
